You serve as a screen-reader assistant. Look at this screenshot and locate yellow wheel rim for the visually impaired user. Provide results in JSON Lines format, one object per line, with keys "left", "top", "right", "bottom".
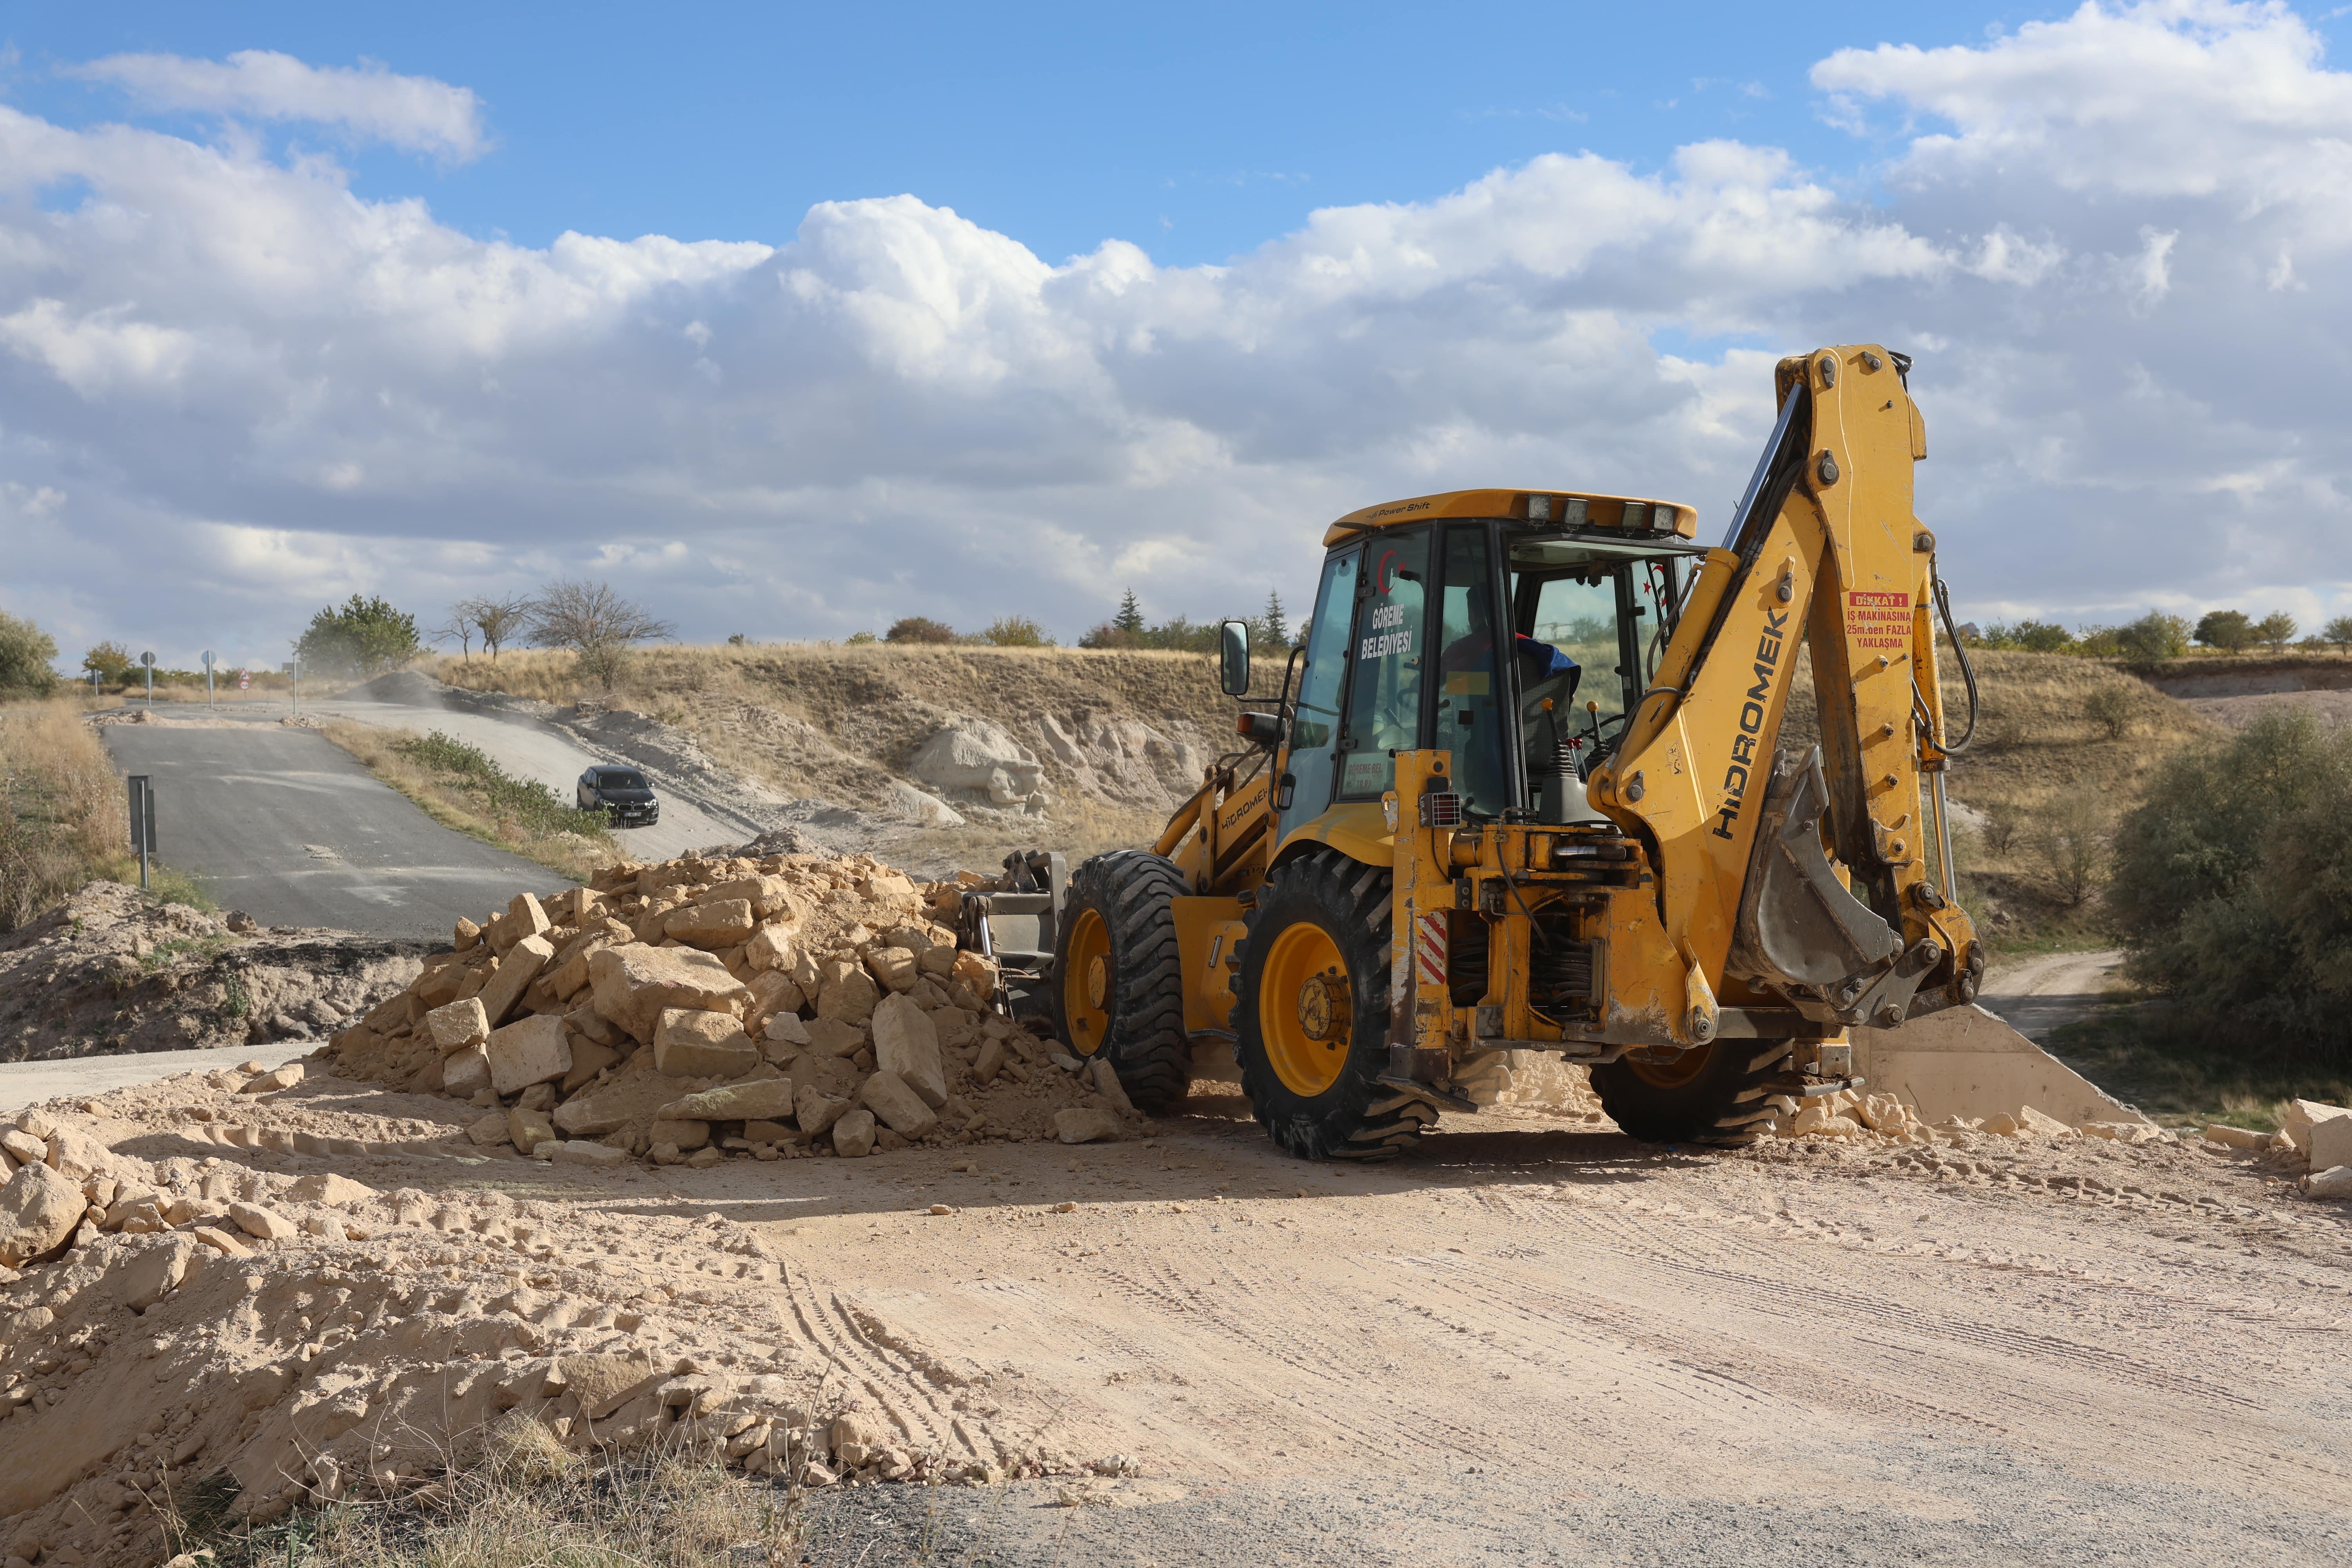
{"left": 1625, "top": 1043, "right": 1715, "bottom": 1090}
{"left": 1062, "top": 907, "right": 1111, "bottom": 1058}
{"left": 1259, "top": 921, "right": 1352, "bottom": 1098}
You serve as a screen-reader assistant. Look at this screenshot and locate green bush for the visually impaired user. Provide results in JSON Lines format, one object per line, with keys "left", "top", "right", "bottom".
{"left": 885, "top": 616, "right": 957, "bottom": 644}
{"left": 2084, "top": 684, "right": 2137, "bottom": 739}
{"left": 2113, "top": 611, "right": 2191, "bottom": 662}
{"left": 982, "top": 615, "right": 1054, "bottom": 648}
{"left": 0, "top": 610, "right": 59, "bottom": 698}
{"left": 2193, "top": 609, "right": 2254, "bottom": 652}
{"left": 297, "top": 594, "right": 422, "bottom": 677}
{"left": 2110, "top": 708, "right": 2352, "bottom": 1053}
{"left": 391, "top": 731, "right": 612, "bottom": 842}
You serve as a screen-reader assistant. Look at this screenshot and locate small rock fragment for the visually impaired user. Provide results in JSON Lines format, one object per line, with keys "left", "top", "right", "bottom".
{"left": 1054, "top": 1108, "right": 1121, "bottom": 1145}
{"left": 549, "top": 1140, "right": 632, "bottom": 1169}
{"left": 832, "top": 1109, "right": 877, "bottom": 1157}
{"left": 227, "top": 1201, "right": 298, "bottom": 1241}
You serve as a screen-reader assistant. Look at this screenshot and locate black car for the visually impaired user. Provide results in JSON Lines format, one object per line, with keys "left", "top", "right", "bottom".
{"left": 576, "top": 766, "right": 659, "bottom": 826}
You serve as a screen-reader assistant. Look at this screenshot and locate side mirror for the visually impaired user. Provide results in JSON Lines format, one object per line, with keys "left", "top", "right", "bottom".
{"left": 1217, "top": 619, "right": 1251, "bottom": 696}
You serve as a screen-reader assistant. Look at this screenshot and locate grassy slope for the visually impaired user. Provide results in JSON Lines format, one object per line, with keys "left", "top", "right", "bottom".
{"left": 0, "top": 701, "right": 209, "bottom": 927}
{"left": 320, "top": 720, "right": 612, "bottom": 883}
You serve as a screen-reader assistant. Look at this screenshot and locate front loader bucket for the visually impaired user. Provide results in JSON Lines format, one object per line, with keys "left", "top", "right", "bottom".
{"left": 1849, "top": 1005, "right": 2151, "bottom": 1128}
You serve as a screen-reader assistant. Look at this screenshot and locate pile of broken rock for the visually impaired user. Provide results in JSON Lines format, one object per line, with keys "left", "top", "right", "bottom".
{"left": 327, "top": 849, "right": 1136, "bottom": 1171}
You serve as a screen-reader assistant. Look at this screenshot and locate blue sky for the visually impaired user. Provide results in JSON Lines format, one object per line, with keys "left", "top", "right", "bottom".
{"left": 5, "top": 2, "right": 2352, "bottom": 664}
{"left": 9, "top": 2, "right": 2113, "bottom": 266}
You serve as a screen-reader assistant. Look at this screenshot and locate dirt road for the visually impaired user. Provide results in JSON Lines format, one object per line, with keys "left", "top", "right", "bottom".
{"left": 751, "top": 1093, "right": 2348, "bottom": 1564}
{"left": 1976, "top": 948, "right": 2124, "bottom": 1041}
{"left": 12, "top": 1061, "right": 2347, "bottom": 1564}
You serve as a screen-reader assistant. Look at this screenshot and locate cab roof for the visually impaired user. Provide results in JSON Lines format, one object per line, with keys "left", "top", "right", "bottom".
{"left": 1323, "top": 488, "right": 1697, "bottom": 549}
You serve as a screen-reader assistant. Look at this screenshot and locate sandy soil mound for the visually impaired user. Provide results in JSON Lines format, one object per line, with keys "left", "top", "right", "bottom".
{"left": 0, "top": 1055, "right": 1067, "bottom": 1566}
{"left": 0, "top": 884, "right": 424, "bottom": 1064}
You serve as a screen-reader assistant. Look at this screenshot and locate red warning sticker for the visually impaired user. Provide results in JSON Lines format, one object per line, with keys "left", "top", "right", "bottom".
{"left": 1847, "top": 590, "right": 1910, "bottom": 652}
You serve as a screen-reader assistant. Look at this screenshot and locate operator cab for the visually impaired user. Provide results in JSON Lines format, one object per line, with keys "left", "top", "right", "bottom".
{"left": 1276, "top": 489, "right": 1703, "bottom": 838}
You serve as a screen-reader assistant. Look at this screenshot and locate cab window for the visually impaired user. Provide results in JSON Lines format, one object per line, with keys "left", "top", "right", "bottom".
{"left": 1337, "top": 529, "right": 1429, "bottom": 797}
{"left": 1525, "top": 571, "right": 1629, "bottom": 754}
{"left": 1278, "top": 548, "right": 1359, "bottom": 837}
{"left": 1432, "top": 524, "right": 1508, "bottom": 816}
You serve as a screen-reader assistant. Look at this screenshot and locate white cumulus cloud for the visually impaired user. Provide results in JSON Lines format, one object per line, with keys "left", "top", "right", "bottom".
{"left": 69, "top": 49, "right": 490, "bottom": 160}
{"left": 4, "top": 8, "right": 2352, "bottom": 669}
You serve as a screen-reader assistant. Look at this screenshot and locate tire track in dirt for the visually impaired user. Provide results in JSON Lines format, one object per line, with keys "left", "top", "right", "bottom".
{"left": 744, "top": 1108, "right": 2352, "bottom": 1545}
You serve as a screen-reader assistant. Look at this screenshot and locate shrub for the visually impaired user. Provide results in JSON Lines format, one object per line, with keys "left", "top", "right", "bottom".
{"left": 2110, "top": 708, "right": 2352, "bottom": 1053}
{"left": 0, "top": 610, "right": 60, "bottom": 698}
{"left": 528, "top": 580, "right": 674, "bottom": 691}
{"left": 390, "top": 731, "right": 611, "bottom": 840}
{"left": 982, "top": 615, "right": 1054, "bottom": 648}
{"left": 885, "top": 617, "right": 957, "bottom": 645}
{"left": 1980, "top": 800, "right": 2025, "bottom": 858}
{"left": 81, "top": 640, "right": 136, "bottom": 684}
{"left": 1979, "top": 619, "right": 2074, "bottom": 653}
{"left": 2192, "top": 609, "right": 2254, "bottom": 653}
{"left": 2113, "top": 612, "right": 2190, "bottom": 662}
{"left": 2325, "top": 614, "right": 2352, "bottom": 652}
{"left": 297, "top": 595, "right": 423, "bottom": 678}
{"left": 2033, "top": 795, "right": 2110, "bottom": 909}
{"left": 2084, "top": 684, "right": 2137, "bottom": 739}
{"left": 2256, "top": 611, "right": 2298, "bottom": 652}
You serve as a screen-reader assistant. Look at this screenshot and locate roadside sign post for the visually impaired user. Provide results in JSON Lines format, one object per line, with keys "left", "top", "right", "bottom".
{"left": 237, "top": 669, "right": 250, "bottom": 693}
{"left": 140, "top": 650, "right": 156, "bottom": 708}
{"left": 127, "top": 775, "right": 155, "bottom": 890}
{"left": 201, "top": 650, "right": 217, "bottom": 704}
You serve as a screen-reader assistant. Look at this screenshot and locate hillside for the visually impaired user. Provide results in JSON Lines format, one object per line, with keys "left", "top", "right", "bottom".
{"left": 433, "top": 644, "right": 1248, "bottom": 871}
{"left": 432, "top": 642, "right": 2209, "bottom": 927}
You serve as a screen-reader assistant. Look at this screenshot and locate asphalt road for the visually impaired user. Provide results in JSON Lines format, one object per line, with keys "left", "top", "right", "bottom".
{"left": 100, "top": 722, "right": 562, "bottom": 939}
{"left": 306, "top": 696, "right": 746, "bottom": 860}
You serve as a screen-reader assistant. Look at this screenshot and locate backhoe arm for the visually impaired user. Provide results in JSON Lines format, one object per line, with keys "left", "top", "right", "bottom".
{"left": 1590, "top": 345, "right": 1980, "bottom": 1038}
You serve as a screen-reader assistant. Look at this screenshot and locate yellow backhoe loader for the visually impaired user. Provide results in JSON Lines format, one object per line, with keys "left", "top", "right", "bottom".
{"left": 992, "top": 344, "right": 1988, "bottom": 1159}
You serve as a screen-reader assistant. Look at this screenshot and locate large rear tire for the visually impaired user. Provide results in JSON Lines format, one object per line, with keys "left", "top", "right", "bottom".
{"left": 1235, "top": 850, "right": 1433, "bottom": 1161}
{"left": 1049, "top": 850, "right": 1192, "bottom": 1114}
{"left": 1590, "top": 1039, "right": 1796, "bottom": 1147}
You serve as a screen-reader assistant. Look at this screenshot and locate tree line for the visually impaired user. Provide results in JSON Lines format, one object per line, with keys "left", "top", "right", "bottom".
{"left": 860, "top": 589, "right": 1298, "bottom": 655}
{"left": 1967, "top": 609, "right": 2352, "bottom": 658}
{"left": 292, "top": 580, "right": 674, "bottom": 686}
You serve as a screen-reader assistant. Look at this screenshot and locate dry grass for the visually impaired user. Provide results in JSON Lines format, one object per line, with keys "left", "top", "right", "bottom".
{"left": 163, "top": 1420, "right": 804, "bottom": 1568}
{"left": 321, "top": 720, "right": 614, "bottom": 883}
{"left": 0, "top": 700, "right": 208, "bottom": 927}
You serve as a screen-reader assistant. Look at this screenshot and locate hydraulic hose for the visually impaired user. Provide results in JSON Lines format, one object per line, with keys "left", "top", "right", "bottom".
{"left": 1931, "top": 572, "right": 1980, "bottom": 752}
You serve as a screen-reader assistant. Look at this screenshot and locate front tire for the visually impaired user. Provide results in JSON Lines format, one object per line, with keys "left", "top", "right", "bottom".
{"left": 1050, "top": 850, "right": 1192, "bottom": 1114}
{"left": 1590, "top": 1039, "right": 1796, "bottom": 1147}
{"left": 1235, "top": 851, "right": 1432, "bottom": 1161}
